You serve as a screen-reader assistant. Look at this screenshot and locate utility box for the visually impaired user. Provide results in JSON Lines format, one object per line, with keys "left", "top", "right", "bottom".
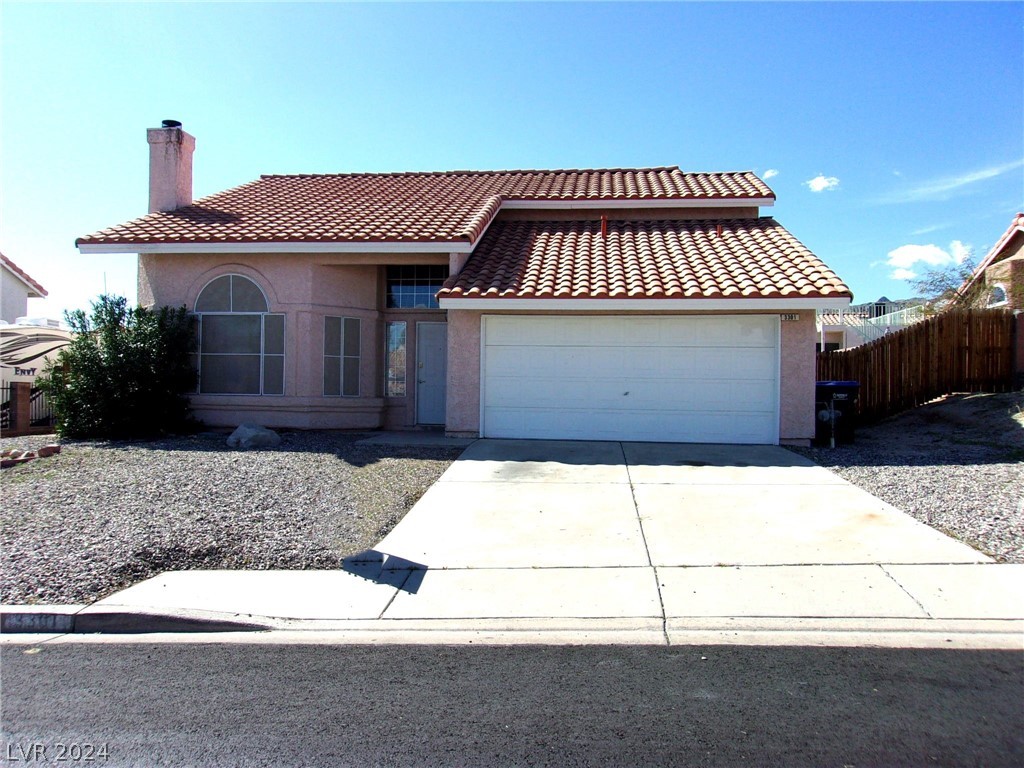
{"left": 814, "top": 381, "right": 859, "bottom": 446}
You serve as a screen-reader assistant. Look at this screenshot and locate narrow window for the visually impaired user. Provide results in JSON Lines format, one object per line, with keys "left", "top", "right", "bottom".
{"left": 324, "top": 317, "right": 361, "bottom": 397}
{"left": 385, "top": 321, "right": 407, "bottom": 397}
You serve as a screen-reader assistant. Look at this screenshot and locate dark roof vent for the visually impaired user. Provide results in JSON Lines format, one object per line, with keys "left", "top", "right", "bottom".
{"left": 161, "top": 119, "right": 182, "bottom": 129}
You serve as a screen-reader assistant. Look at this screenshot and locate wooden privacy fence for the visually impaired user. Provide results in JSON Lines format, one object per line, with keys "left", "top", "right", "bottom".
{"left": 816, "top": 308, "right": 1017, "bottom": 422}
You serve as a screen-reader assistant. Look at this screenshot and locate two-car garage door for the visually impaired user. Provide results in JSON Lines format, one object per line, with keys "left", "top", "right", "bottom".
{"left": 481, "top": 315, "right": 780, "bottom": 444}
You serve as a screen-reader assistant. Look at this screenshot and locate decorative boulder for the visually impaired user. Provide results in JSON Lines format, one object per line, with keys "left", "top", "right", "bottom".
{"left": 226, "top": 423, "right": 281, "bottom": 450}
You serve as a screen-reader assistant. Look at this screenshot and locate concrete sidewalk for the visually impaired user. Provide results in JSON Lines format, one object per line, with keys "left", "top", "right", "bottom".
{"left": 3, "top": 440, "right": 1022, "bottom": 648}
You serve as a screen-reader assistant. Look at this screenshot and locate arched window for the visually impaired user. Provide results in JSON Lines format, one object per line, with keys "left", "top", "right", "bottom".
{"left": 988, "top": 284, "right": 1008, "bottom": 308}
{"left": 194, "top": 274, "right": 284, "bottom": 395}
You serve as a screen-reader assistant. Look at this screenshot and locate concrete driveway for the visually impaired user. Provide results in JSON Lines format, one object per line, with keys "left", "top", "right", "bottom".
{"left": 70, "top": 438, "right": 1022, "bottom": 642}
{"left": 375, "top": 439, "right": 1016, "bottom": 626}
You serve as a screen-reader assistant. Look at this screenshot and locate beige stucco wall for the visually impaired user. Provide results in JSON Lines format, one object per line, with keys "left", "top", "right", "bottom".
{"left": 986, "top": 254, "right": 1024, "bottom": 309}
{"left": 139, "top": 252, "right": 395, "bottom": 429}
{"left": 778, "top": 312, "right": 816, "bottom": 444}
{"left": 445, "top": 308, "right": 818, "bottom": 444}
{"left": 138, "top": 251, "right": 822, "bottom": 443}
{"left": 1, "top": 268, "right": 32, "bottom": 324}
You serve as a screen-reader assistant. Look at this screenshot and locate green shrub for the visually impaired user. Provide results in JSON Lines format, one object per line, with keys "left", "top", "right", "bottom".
{"left": 40, "top": 295, "right": 197, "bottom": 439}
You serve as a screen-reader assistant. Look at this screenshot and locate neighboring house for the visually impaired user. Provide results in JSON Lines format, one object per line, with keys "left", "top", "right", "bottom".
{"left": 1, "top": 253, "right": 47, "bottom": 324}
{"left": 0, "top": 258, "right": 69, "bottom": 397}
{"left": 816, "top": 297, "right": 925, "bottom": 351}
{"left": 957, "top": 213, "right": 1024, "bottom": 309}
{"left": 76, "top": 121, "right": 853, "bottom": 445}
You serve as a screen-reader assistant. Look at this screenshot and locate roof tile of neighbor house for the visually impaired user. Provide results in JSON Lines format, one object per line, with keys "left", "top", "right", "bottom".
{"left": 439, "top": 218, "right": 852, "bottom": 300}
{"left": 75, "top": 168, "right": 774, "bottom": 246}
{"left": 818, "top": 310, "right": 869, "bottom": 325}
{"left": 0, "top": 253, "right": 47, "bottom": 297}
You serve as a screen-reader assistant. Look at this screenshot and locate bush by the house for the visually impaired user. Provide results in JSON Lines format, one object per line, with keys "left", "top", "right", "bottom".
{"left": 40, "top": 295, "right": 196, "bottom": 439}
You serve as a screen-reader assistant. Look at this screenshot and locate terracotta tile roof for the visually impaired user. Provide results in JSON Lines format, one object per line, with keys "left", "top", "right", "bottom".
{"left": 439, "top": 218, "right": 851, "bottom": 301}
{"left": 76, "top": 168, "right": 773, "bottom": 247}
{"left": 0, "top": 253, "right": 47, "bottom": 297}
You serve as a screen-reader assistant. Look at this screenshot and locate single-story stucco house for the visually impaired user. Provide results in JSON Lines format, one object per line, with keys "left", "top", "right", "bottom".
{"left": 76, "top": 121, "right": 853, "bottom": 445}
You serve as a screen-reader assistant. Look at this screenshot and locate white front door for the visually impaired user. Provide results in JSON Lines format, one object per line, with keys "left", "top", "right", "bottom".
{"left": 481, "top": 315, "right": 780, "bottom": 444}
{"left": 416, "top": 322, "right": 447, "bottom": 425}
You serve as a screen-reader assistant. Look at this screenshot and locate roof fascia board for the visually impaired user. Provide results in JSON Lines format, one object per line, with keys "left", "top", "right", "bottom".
{"left": 974, "top": 221, "right": 1024, "bottom": 277}
{"left": 500, "top": 198, "right": 774, "bottom": 210}
{"left": 439, "top": 297, "right": 851, "bottom": 310}
{"left": 77, "top": 241, "right": 475, "bottom": 255}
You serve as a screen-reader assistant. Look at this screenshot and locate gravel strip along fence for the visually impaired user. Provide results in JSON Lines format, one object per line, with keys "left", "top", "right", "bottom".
{"left": 1, "top": 432, "right": 464, "bottom": 605}
{"left": 789, "top": 392, "right": 1024, "bottom": 564}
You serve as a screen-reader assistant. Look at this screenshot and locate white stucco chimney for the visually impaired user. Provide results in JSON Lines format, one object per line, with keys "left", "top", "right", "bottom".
{"left": 147, "top": 120, "right": 195, "bottom": 213}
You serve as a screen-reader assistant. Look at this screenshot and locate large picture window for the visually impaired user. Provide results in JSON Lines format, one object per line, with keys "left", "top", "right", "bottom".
{"left": 324, "top": 317, "right": 361, "bottom": 397}
{"left": 194, "top": 274, "right": 284, "bottom": 395}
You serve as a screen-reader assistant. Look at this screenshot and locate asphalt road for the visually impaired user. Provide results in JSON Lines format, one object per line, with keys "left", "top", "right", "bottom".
{"left": 1, "top": 642, "right": 1021, "bottom": 767}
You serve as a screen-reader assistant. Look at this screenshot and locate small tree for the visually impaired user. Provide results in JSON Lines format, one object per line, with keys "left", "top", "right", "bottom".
{"left": 910, "top": 258, "right": 984, "bottom": 308}
{"left": 40, "top": 295, "right": 196, "bottom": 439}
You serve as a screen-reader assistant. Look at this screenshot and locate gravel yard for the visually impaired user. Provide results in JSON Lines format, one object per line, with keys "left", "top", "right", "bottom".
{"left": 789, "top": 391, "right": 1024, "bottom": 564}
{"left": 4, "top": 392, "right": 1021, "bottom": 605}
{"left": 1, "top": 432, "right": 463, "bottom": 605}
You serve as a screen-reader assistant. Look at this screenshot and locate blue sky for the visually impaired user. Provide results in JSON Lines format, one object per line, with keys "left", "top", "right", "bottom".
{"left": 2, "top": 1, "right": 1022, "bottom": 320}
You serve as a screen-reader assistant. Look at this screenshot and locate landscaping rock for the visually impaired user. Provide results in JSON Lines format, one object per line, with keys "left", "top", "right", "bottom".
{"left": 37, "top": 444, "right": 61, "bottom": 458}
{"left": 226, "top": 423, "right": 282, "bottom": 450}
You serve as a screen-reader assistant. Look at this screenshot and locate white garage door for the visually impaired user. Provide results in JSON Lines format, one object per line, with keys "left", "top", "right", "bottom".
{"left": 481, "top": 315, "right": 780, "bottom": 444}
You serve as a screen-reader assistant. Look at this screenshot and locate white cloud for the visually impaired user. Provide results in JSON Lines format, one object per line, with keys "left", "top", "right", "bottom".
{"left": 949, "top": 240, "right": 972, "bottom": 264}
{"left": 763, "top": 168, "right": 779, "bottom": 179}
{"left": 885, "top": 239, "right": 972, "bottom": 280}
{"left": 910, "top": 223, "right": 949, "bottom": 236}
{"left": 805, "top": 174, "right": 839, "bottom": 192}
{"left": 877, "top": 158, "right": 1024, "bottom": 203}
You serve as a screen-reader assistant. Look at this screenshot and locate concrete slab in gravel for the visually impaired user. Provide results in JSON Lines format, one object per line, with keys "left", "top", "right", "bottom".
{"left": 440, "top": 439, "right": 629, "bottom": 484}
{"left": 883, "top": 564, "right": 1024, "bottom": 619}
{"left": 382, "top": 567, "right": 661, "bottom": 620}
{"left": 626, "top": 447, "right": 847, "bottom": 486}
{"left": 83, "top": 570, "right": 405, "bottom": 621}
{"left": 376, "top": 481, "right": 649, "bottom": 568}
{"left": 637, "top": 483, "right": 989, "bottom": 566}
{"left": 658, "top": 565, "right": 927, "bottom": 618}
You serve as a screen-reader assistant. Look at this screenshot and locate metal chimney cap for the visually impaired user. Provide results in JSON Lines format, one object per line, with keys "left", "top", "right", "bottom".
{"left": 161, "top": 119, "right": 182, "bottom": 129}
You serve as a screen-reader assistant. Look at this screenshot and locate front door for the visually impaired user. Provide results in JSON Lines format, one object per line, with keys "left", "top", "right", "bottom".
{"left": 416, "top": 322, "right": 447, "bottom": 425}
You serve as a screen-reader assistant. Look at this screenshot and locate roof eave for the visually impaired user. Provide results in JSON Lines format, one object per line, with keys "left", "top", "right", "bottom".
{"left": 500, "top": 197, "right": 774, "bottom": 210}
{"left": 77, "top": 240, "right": 476, "bottom": 255}
{"left": 438, "top": 297, "right": 851, "bottom": 310}
{"left": 0, "top": 263, "right": 47, "bottom": 297}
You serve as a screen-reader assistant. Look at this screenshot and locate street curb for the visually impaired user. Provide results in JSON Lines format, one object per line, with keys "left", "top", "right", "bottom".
{"left": 0, "top": 605, "right": 268, "bottom": 634}
{"left": 1, "top": 605, "right": 83, "bottom": 633}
